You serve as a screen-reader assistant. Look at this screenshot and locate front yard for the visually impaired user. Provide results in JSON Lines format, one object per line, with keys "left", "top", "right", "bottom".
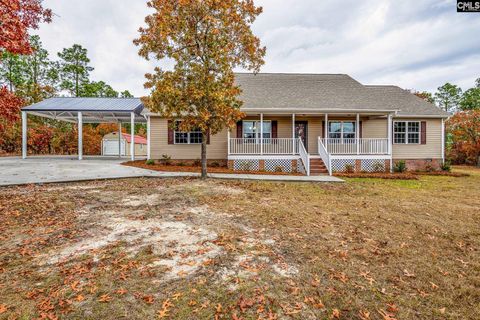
{"left": 0, "top": 167, "right": 479, "bottom": 319}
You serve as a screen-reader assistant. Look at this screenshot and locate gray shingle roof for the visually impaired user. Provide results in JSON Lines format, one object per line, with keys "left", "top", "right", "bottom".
{"left": 22, "top": 97, "right": 144, "bottom": 114}
{"left": 235, "top": 73, "right": 449, "bottom": 117}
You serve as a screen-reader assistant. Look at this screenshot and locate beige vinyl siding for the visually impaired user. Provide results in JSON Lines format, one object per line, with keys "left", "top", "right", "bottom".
{"left": 392, "top": 118, "right": 442, "bottom": 159}
{"left": 150, "top": 117, "right": 228, "bottom": 160}
{"left": 362, "top": 118, "right": 387, "bottom": 138}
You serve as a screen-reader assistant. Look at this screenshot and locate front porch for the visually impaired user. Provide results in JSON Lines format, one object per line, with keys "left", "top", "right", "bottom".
{"left": 227, "top": 112, "right": 394, "bottom": 176}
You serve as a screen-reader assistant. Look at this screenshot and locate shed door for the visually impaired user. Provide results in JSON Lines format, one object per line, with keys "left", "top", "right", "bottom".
{"left": 103, "top": 140, "right": 126, "bottom": 156}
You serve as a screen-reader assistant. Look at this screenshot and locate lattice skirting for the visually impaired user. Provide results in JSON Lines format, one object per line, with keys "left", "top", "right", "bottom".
{"left": 230, "top": 158, "right": 305, "bottom": 174}
{"left": 233, "top": 159, "right": 260, "bottom": 171}
{"left": 361, "top": 159, "right": 386, "bottom": 172}
{"left": 331, "top": 158, "right": 390, "bottom": 173}
{"left": 265, "top": 159, "right": 292, "bottom": 173}
{"left": 331, "top": 159, "right": 356, "bottom": 172}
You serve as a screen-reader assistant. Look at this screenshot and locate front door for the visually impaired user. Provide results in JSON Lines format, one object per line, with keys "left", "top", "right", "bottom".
{"left": 295, "top": 121, "right": 308, "bottom": 151}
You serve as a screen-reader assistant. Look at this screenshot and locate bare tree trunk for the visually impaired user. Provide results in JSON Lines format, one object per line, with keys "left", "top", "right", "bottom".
{"left": 201, "top": 132, "right": 207, "bottom": 179}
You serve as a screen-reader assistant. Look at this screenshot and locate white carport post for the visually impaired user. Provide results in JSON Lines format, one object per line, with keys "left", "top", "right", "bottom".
{"left": 130, "top": 112, "right": 135, "bottom": 161}
{"left": 22, "top": 111, "right": 27, "bottom": 159}
{"left": 118, "top": 122, "right": 122, "bottom": 158}
{"left": 78, "top": 112, "right": 83, "bottom": 160}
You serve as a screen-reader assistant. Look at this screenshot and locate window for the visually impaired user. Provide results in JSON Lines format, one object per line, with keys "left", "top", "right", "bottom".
{"left": 328, "top": 121, "right": 356, "bottom": 140}
{"left": 174, "top": 121, "right": 203, "bottom": 144}
{"left": 243, "top": 121, "right": 271, "bottom": 140}
{"left": 394, "top": 121, "right": 420, "bottom": 144}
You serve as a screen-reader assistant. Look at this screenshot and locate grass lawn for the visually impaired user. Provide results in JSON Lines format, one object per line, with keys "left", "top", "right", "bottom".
{"left": 0, "top": 167, "right": 479, "bottom": 319}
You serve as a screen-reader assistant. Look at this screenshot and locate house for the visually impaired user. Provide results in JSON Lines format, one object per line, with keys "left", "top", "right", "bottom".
{"left": 20, "top": 73, "right": 449, "bottom": 176}
{"left": 146, "top": 73, "right": 449, "bottom": 175}
{"left": 102, "top": 132, "right": 147, "bottom": 157}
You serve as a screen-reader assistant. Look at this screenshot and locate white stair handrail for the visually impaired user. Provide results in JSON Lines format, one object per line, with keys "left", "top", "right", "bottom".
{"left": 298, "top": 138, "right": 310, "bottom": 176}
{"left": 318, "top": 137, "right": 332, "bottom": 175}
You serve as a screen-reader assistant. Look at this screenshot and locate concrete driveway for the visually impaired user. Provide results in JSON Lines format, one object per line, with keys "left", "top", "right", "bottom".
{"left": 0, "top": 156, "right": 160, "bottom": 186}
{"left": 0, "top": 156, "right": 343, "bottom": 186}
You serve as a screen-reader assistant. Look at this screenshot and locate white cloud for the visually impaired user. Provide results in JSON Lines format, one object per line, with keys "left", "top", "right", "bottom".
{"left": 34, "top": 0, "right": 480, "bottom": 96}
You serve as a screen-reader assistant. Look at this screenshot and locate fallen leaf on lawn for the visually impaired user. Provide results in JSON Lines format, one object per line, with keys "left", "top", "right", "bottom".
{"left": 98, "top": 294, "right": 112, "bottom": 303}
{"left": 430, "top": 282, "right": 439, "bottom": 290}
{"left": 143, "top": 295, "right": 155, "bottom": 304}
{"left": 116, "top": 288, "right": 128, "bottom": 295}
{"left": 386, "top": 303, "right": 398, "bottom": 313}
{"left": 0, "top": 305, "right": 7, "bottom": 313}
{"left": 403, "top": 269, "right": 415, "bottom": 278}
{"left": 76, "top": 295, "right": 85, "bottom": 302}
{"left": 332, "top": 308, "right": 340, "bottom": 319}
{"left": 439, "top": 307, "right": 446, "bottom": 314}
{"left": 359, "top": 309, "right": 370, "bottom": 319}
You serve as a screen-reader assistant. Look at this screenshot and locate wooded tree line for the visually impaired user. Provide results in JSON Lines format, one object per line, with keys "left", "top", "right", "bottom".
{"left": 412, "top": 80, "right": 480, "bottom": 165}
{"left": 0, "top": 34, "right": 136, "bottom": 156}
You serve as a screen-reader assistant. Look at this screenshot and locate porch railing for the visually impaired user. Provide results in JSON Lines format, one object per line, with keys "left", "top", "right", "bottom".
{"left": 318, "top": 137, "right": 332, "bottom": 175}
{"left": 321, "top": 138, "right": 389, "bottom": 155}
{"left": 229, "top": 138, "right": 299, "bottom": 155}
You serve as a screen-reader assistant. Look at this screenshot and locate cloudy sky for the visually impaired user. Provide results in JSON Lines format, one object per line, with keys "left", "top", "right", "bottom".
{"left": 34, "top": 0, "right": 480, "bottom": 97}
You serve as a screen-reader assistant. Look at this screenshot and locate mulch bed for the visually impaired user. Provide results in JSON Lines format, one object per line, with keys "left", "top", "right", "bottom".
{"left": 334, "top": 172, "right": 419, "bottom": 180}
{"left": 122, "top": 160, "right": 304, "bottom": 176}
{"left": 335, "top": 170, "right": 469, "bottom": 179}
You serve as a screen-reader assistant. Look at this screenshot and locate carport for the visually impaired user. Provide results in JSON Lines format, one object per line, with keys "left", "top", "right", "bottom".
{"left": 21, "top": 98, "right": 148, "bottom": 161}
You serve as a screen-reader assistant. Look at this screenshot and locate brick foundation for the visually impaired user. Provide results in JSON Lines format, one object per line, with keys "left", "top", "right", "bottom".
{"left": 258, "top": 160, "right": 265, "bottom": 171}
{"left": 394, "top": 159, "right": 442, "bottom": 171}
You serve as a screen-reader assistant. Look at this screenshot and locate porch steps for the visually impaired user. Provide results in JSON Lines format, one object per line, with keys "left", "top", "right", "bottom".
{"left": 309, "top": 158, "right": 328, "bottom": 175}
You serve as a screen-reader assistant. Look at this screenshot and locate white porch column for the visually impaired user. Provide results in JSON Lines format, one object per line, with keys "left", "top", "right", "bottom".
{"left": 22, "top": 111, "right": 27, "bottom": 159}
{"left": 324, "top": 113, "right": 328, "bottom": 151}
{"left": 356, "top": 113, "right": 360, "bottom": 155}
{"left": 292, "top": 113, "right": 295, "bottom": 154}
{"left": 227, "top": 129, "right": 231, "bottom": 155}
{"left": 118, "top": 122, "right": 122, "bottom": 158}
{"left": 388, "top": 113, "right": 393, "bottom": 172}
{"left": 147, "top": 116, "right": 151, "bottom": 160}
{"left": 78, "top": 112, "right": 83, "bottom": 160}
{"left": 387, "top": 114, "right": 393, "bottom": 154}
{"left": 130, "top": 112, "right": 135, "bottom": 161}
{"left": 441, "top": 118, "right": 445, "bottom": 165}
{"left": 260, "top": 113, "right": 263, "bottom": 155}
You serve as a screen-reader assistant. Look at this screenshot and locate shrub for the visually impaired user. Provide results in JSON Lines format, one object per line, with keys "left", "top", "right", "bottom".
{"left": 441, "top": 161, "right": 451, "bottom": 172}
{"left": 145, "top": 159, "right": 155, "bottom": 166}
{"left": 160, "top": 154, "right": 171, "bottom": 165}
{"left": 193, "top": 159, "right": 201, "bottom": 167}
{"left": 177, "top": 162, "right": 186, "bottom": 167}
{"left": 393, "top": 160, "right": 407, "bottom": 173}
{"left": 274, "top": 166, "right": 283, "bottom": 173}
{"left": 344, "top": 164, "right": 354, "bottom": 173}
{"left": 210, "top": 161, "right": 220, "bottom": 168}
{"left": 425, "top": 163, "right": 434, "bottom": 172}
{"left": 238, "top": 161, "right": 252, "bottom": 171}
{"left": 372, "top": 161, "right": 385, "bottom": 173}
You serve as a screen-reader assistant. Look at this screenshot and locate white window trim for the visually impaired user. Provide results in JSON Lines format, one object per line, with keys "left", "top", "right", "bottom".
{"left": 393, "top": 121, "right": 421, "bottom": 145}
{"left": 327, "top": 121, "right": 356, "bottom": 142}
{"left": 242, "top": 120, "right": 272, "bottom": 143}
{"left": 174, "top": 121, "right": 203, "bottom": 144}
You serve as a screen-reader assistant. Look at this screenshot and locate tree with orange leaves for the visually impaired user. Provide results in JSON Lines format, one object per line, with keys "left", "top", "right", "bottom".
{"left": 134, "top": 0, "right": 265, "bottom": 178}
{"left": 1, "top": 0, "right": 51, "bottom": 145}
{"left": 446, "top": 110, "right": 480, "bottom": 166}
